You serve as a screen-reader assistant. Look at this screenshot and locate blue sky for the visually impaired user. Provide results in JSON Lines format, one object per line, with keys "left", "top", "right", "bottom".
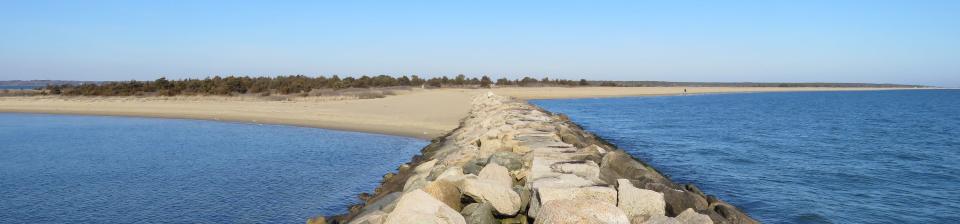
{"left": 1, "top": 1, "right": 958, "bottom": 86}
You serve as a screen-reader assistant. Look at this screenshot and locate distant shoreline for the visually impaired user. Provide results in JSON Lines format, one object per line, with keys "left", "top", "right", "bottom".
{"left": 491, "top": 86, "right": 931, "bottom": 100}
{"left": 0, "top": 87, "right": 932, "bottom": 139}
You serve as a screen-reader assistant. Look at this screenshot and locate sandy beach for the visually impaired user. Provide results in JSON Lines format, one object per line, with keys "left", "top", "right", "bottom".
{"left": 0, "top": 87, "right": 920, "bottom": 139}
{"left": 0, "top": 89, "right": 476, "bottom": 139}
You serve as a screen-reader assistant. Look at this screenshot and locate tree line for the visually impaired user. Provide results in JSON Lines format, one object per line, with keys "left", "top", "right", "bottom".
{"left": 44, "top": 75, "right": 591, "bottom": 96}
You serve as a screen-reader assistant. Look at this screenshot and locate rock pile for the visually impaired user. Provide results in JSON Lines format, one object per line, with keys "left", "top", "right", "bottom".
{"left": 322, "top": 93, "right": 758, "bottom": 224}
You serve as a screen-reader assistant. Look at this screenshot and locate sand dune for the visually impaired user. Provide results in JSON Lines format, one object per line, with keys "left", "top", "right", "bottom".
{"left": 0, "top": 87, "right": 919, "bottom": 139}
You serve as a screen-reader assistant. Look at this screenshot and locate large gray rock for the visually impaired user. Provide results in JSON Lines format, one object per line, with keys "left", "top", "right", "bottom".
{"left": 675, "top": 208, "right": 713, "bottom": 224}
{"left": 585, "top": 144, "right": 607, "bottom": 154}
{"left": 435, "top": 167, "right": 466, "bottom": 183}
{"left": 707, "top": 202, "right": 759, "bottom": 224}
{"left": 403, "top": 173, "right": 429, "bottom": 192}
{"left": 478, "top": 163, "right": 513, "bottom": 187}
{"left": 461, "top": 203, "right": 481, "bottom": 214}
{"left": 639, "top": 214, "right": 678, "bottom": 224}
{"left": 599, "top": 151, "right": 667, "bottom": 186}
{"left": 528, "top": 191, "right": 541, "bottom": 218}
{"left": 464, "top": 158, "right": 488, "bottom": 175}
{"left": 349, "top": 210, "right": 387, "bottom": 224}
{"left": 402, "top": 159, "right": 441, "bottom": 192}
{"left": 567, "top": 145, "right": 606, "bottom": 167}
{"left": 513, "top": 185, "right": 532, "bottom": 213}
{"left": 534, "top": 199, "right": 630, "bottom": 224}
{"left": 550, "top": 160, "right": 602, "bottom": 182}
{"left": 383, "top": 190, "right": 466, "bottom": 224}
{"left": 461, "top": 203, "right": 497, "bottom": 224}
{"left": 460, "top": 177, "right": 522, "bottom": 215}
{"left": 530, "top": 158, "right": 597, "bottom": 189}
{"left": 360, "top": 192, "right": 402, "bottom": 214}
{"left": 636, "top": 208, "right": 712, "bottom": 224}
{"left": 537, "top": 186, "right": 617, "bottom": 206}
{"left": 352, "top": 191, "right": 403, "bottom": 223}
{"left": 643, "top": 183, "right": 708, "bottom": 217}
{"left": 415, "top": 159, "right": 440, "bottom": 174}
{"left": 617, "top": 179, "right": 666, "bottom": 219}
{"left": 530, "top": 158, "right": 560, "bottom": 180}
{"left": 529, "top": 173, "right": 595, "bottom": 189}
{"left": 488, "top": 151, "right": 523, "bottom": 171}
{"left": 558, "top": 125, "right": 589, "bottom": 148}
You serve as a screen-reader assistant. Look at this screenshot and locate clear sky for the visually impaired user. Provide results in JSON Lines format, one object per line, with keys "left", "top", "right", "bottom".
{"left": 1, "top": 1, "right": 958, "bottom": 86}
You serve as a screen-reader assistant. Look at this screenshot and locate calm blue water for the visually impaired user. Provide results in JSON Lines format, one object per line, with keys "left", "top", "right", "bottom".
{"left": 533, "top": 90, "right": 960, "bottom": 224}
{"left": 0, "top": 85, "right": 40, "bottom": 90}
{"left": 0, "top": 114, "right": 426, "bottom": 223}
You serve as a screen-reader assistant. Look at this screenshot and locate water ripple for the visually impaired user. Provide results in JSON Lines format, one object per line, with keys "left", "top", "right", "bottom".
{"left": 0, "top": 114, "right": 426, "bottom": 223}
{"left": 533, "top": 90, "right": 960, "bottom": 223}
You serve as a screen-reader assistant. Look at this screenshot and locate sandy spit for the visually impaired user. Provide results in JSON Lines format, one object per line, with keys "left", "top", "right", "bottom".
{"left": 0, "top": 87, "right": 925, "bottom": 139}
{"left": 0, "top": 89, "right": 478, "bottom": 139}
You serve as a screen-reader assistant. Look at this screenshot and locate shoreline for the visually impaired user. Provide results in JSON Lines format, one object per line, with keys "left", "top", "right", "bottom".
{"left": 0, "top": 111, "right": 431, "bottom": 141}
{"left": 0, "top": 87, "right": 931, "bottom": 139}
{"left": 324, "top": 93, "right": 758, "bottom": 223}
{"left": 525, "top": 87, "right": 937, "bottom": 102}
{"left": 0, "top": 106, "right": 443, "bottom": 140}
{"left": 0, "top": 108, "right": 437, "bottom": 140}
{"left": 0, "top": 89, "right": 478, "bottom": 140}
{"left": 491, "top": 86, "right": 929, "bottom": 99}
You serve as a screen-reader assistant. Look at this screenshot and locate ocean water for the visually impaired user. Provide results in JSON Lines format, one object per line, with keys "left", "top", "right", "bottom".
{"left": 0, "top": 85, "right": 40, "bottom": 90}
{"left": 532, "top": 90, "right": 960, "bottom": 224}
{"left": 0, "top": 114, "right": 426, "bottom": 223}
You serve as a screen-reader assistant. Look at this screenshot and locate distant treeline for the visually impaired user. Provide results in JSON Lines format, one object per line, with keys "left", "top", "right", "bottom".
{"left": 32, "top": 76, "right": 924, "bottom": 97}
{"left": 43, "top": 75, "right": 590, "bottom": 96}
{"left": 590, "top": 81, "right": 926, "bottom": 88}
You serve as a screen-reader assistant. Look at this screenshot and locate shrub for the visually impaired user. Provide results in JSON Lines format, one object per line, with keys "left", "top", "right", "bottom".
{"left": 356, "top": 92, "right": 385, "bottom": 99}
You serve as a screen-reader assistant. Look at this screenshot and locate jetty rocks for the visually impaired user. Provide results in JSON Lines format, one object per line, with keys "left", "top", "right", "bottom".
{"left": 321, "top": 93, "right": 758, "bottom": 224}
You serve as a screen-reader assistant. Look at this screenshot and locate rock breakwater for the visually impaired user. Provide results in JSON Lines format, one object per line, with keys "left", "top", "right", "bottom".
{"left": 319, "top": 93, "right": 758, "bottom": 224}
